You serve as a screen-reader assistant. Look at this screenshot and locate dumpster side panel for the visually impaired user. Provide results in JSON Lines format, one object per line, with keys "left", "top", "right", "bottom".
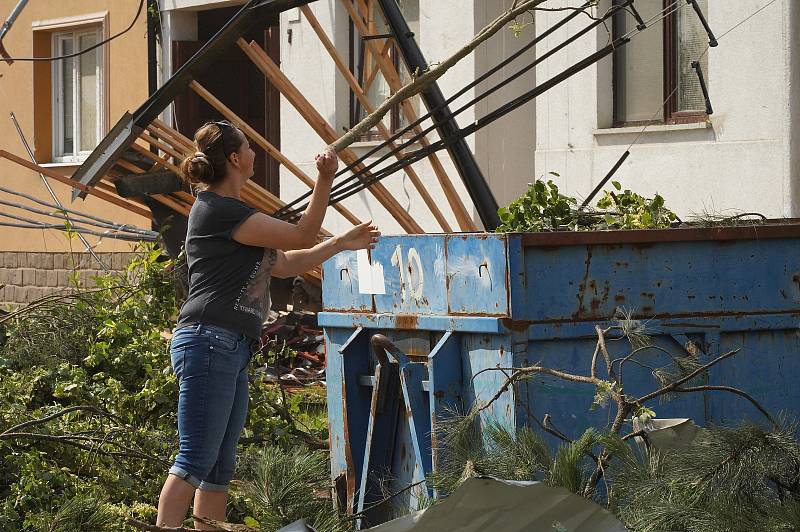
{"left": 711, "top": 328, "right": 800, "bottom": 425}
{"left": 521, "top": 238, "right": 800, "bottom": 322}
{"left": 326, "top": 327, "right": 373, "bottom": 512}
{"left": 446, "top": 234, "right": 509, "bottom": 316}
{"left": 372, "top": 235, "right": 448, "bottom": 315}
{"left": 462, "top": 334, "right": 515, "bottom": 432}
{"left": 321, "top": 250, "right": 374, "bottom": 312}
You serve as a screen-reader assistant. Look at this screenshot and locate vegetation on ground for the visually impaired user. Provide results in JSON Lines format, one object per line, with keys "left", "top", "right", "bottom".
{"left": 0, "top": 244, "right": 339, "bottom": 531}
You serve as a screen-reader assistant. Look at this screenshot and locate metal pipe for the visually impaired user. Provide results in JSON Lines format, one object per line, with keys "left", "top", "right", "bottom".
{"left": 0, "top": 0, "right": 28, "bottom": 64}
{"left": 0, "top": 0, "right": 28, "bottom": 39}
{"left": 687, "top": 0, "right": 718, "bottom": 47}
{"left": 376, "top": 0, "right": 499, "bottom": 230}
{"left": 10, "top": 112, "right": 109, "bottom": 271}
{"left": 147, "top": 0, "right": 159, "bottom": 96}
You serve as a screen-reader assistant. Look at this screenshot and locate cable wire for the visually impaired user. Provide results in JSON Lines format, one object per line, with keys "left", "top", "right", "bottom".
{"left": 274, "top": 1, "right": 628, "bottom": 218}
{"left": 281, "top": 0, "right": 702, "bottom": 218}
{"left": 0, "top": 0, "right": 144, "bottom": 62}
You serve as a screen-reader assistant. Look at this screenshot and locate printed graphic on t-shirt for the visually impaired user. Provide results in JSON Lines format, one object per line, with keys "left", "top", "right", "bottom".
{"left": 233, "top": 248, "right": 277, "bottom": 320}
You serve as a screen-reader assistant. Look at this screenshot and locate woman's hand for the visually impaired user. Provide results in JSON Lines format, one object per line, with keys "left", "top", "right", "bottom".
{"left": 315, "top": 146, "right": 338, "bottom": 180}
{"left": 336, "top": 221, "right": 380, "bottom": 251}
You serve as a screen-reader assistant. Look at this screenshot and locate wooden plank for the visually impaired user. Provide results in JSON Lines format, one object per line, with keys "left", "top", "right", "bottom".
{"left": 239, "top": 38, "right": 424, "bottom": 234}
{"left": 130, "top": 142, "right": 183, "bottom": 176}
{"left": 139, "top": 131, "right": 188, "bottom": 162}
{"left": 189, "top": 80, "right": 362, "bottom": 226}
{"left": 341, "top": 0, "right": 477, "bottom": 231}
{"left": 152, "top": 193, "right": 191, "bottom": 216}
{"left": 301, "top": 5, "right": 452, "bottom": 232}
{"left": 150, "top": 118, "right": 196, "bottom": 151}
{"left": 116, "top": 159, "right": 146, "bottom": 175}
{"left": 146, "top": 124, "right": 194, "bottom": 156}
{"left": 0, "top": 150, "right": 151, "bottom": 218}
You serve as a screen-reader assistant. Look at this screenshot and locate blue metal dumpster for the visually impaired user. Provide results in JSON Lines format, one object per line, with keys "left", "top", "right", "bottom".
{"left": 319, "top": 224, "right": 800, "bottom": 524}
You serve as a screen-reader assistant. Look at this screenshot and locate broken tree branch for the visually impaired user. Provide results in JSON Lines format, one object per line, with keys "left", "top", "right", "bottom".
{"left": 636, "top": 349, "right": 741, "bottom": 404}
{"left": 673, "top": 384, "right": 778, "bottom": 429}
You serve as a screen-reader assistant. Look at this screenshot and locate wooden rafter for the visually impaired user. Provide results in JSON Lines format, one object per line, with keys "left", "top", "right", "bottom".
{"left": 188, "top": 80, "right": 362, "bottom": 227}
{"left": 238, "top": 37, "right": 424, "bottom": 234}
{"left": 0, "top": 150, "right": 151, "bottom": 219}
{"left": 300, "top": 5, "right": 452, "bottom": 232}
{"left": 340, "top": 0, "right": 478, "bottom": 231}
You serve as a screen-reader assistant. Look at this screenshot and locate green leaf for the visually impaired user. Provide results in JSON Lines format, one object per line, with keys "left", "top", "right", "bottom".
{"left": 244, "top": 516, "right": 260, "bottom": 527}
{"left": 612, "top": 180, "right": 622, "bottom": 191}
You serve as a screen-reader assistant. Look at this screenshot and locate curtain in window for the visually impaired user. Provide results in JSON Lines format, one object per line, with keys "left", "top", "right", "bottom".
{"left": 79, "top": 32, "right": 99, "bottom": 152}
{"left": 614, "top": 0, "right": 664, "bottom": 123}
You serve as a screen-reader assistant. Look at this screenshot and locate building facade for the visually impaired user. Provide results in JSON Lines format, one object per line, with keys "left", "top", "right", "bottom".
{"left": 0, "top": 1, "right": 151, "bottom": 305}
{"left": 157, "top": 0, "right": 537, "bottom": 235}
{"left": 1, "top": 0, "right": 797, "bottom": 307}
{"left": 533, "top": 0, "right": 800, "bottom": 219}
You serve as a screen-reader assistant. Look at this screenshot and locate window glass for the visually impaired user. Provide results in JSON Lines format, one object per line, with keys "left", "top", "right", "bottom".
{"left": 79, "top": 32, "right": 99, "bottom": 152}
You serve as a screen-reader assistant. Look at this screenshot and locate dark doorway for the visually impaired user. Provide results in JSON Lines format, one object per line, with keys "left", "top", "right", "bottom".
{"left": 172, "top": 6, "right": 281, "bottom": 194}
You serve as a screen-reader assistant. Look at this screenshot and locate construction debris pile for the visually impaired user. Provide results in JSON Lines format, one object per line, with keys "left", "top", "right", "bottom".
{"left": 255, "top": 310, "right": 326, "bottom": 388}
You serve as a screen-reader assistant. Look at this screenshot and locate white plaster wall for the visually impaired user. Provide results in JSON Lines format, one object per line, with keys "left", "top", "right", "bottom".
{"left": 534, "top": 0, "right": 794, "bottom": 219}
{"left": 474, "top": 0, "right": 537, "bottom": 208}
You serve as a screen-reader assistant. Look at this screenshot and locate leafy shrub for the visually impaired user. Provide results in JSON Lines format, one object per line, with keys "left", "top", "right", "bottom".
{"left": 497, "top": 178, "right": 678, "bottom": 232}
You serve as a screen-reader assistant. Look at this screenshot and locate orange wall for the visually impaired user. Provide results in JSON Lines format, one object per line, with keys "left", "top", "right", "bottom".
{"left": 0, "top": 1, "right": 151, "bottom": 252}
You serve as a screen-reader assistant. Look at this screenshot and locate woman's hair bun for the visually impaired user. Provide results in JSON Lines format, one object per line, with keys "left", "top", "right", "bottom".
{"left": 180, "top": 121, "right": 244, "bottom": 188}
{"left": 180, "top": 150, "right": 215, "bottom": 185}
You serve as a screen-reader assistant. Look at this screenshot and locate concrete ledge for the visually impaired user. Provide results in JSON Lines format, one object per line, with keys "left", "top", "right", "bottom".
{"left": 593, "top": 121, "right": 712, "bottom": 136}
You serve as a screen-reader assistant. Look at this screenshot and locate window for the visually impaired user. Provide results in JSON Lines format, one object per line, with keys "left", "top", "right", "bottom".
{"left": 349, "top": 0, "right": 421, "bottom": 139}
{"left": 52, "top": 28, "right": 103, "bottom": 162}
{"left": 612, "top": 0, "right": 709, "bottom": 125}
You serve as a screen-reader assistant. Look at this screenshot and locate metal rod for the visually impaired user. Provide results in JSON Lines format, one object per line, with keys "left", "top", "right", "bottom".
{"left": 10, "top": 112, "right": 109, "bottom": 271}
{"left": 376, "top": 0, "right": 499, "bottom": 229}
{"left": 275, "top": 1, "right": 602, "bottom": 220}
{"left": 319, "top": 39, "right": 629, "bottom": 210}
{"left": 628, "top": 0, "right": 648, "bottom": 30}
{"left": 0, "top": 0, "right": 27, "bottom": 63}
{"left": 687, "top": 0, "right": 718, "bottom": 47}
{"left": 579, "top": 150, "right": 631, "bottom": 210}
{"left": 691, "top": 60, "right": 713, "bottom": 115}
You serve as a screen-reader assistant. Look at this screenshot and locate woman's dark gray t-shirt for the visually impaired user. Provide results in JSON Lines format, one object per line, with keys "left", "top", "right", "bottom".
{"left": 177, "top": 191, "right": 277, "bottom": 340}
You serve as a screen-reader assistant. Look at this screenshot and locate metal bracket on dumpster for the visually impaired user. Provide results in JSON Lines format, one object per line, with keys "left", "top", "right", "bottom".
{"left": 355, "top": 334, "right": 433, "bottom": 528}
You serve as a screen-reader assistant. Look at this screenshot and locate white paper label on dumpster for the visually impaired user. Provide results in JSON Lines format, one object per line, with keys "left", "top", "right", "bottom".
{"left": 357, "top": 249, "right": 386, "bottom": 295}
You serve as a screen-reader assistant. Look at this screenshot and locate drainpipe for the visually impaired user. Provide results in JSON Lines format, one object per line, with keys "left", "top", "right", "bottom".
{"left": 376, "top": 0, "right": 500, "bottom": 230}
{"left": 147, "top": 0, "right": 159, "bottom": 96}
{"left": 0, "top": 0, "right": 29, "bottom": 64}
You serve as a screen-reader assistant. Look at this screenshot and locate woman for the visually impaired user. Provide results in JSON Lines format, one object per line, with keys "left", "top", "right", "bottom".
{"left": 156, "top": 120, "right": 379, "bottom": 528}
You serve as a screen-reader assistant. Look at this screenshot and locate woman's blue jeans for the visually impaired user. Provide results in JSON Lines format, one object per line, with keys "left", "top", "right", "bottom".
{"left": 168, "top": 323, "right": 256, "bottom": 492}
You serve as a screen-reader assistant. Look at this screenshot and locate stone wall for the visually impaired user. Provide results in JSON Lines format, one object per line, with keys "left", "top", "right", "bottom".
{"left": 0, "top": 252, "right": 136, "bottom": 308}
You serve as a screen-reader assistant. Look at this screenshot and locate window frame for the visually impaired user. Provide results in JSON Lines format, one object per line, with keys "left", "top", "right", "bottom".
{"left": 51, "top": 26, "right": 104, "bottom": 164}
{"left": 612, "top": 0, "right": 708, "bottom": 127}
{"left": 348, "top": 0, "right": 420, "bottom": 140}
